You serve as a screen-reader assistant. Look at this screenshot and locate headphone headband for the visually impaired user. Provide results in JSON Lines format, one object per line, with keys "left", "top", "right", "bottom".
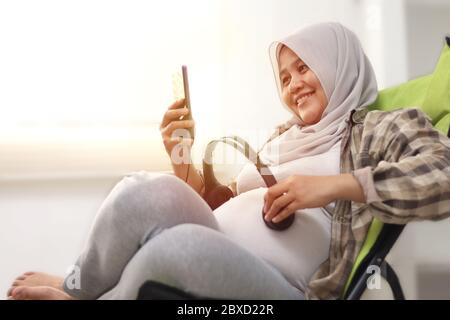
{"left": 202, "top": 135, "right": 295, "bottom": 231}
{"left": 202, "top": 135, "right": 277, "bottom": 190}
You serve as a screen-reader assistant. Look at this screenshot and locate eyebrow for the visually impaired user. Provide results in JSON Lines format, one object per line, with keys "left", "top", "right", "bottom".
{"left": 279, "top": 58, "right": 305, "bottom": 77}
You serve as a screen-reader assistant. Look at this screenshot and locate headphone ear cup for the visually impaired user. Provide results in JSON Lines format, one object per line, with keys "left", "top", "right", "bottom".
{"left": 205, "top": 185, "right": 234, "bottom": 210}
{"left": 262, "top": 209, "right": 295, "bottom": 231}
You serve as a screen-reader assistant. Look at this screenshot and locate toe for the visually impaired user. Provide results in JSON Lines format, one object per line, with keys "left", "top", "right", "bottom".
{"left": 12, "top": 286, "right": 44, "bottom": 300}
{"left": 12, "top": 286, "right": 53, "bottom": 300}
{"left": 6, "top": 286, "right": 15, "bottom": 297}
{"left": 11, "top": 286, "right": 25, "bottom": 299}
{"left": 12, "top": 280, "right": 22, "bottom": 287}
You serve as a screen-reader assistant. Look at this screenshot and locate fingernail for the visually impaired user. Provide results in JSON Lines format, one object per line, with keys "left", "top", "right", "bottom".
{"left": 272, "top": 217, "right": 279, "bottom": 223}
{"left": 264, "top": 215, "right": 269, "bottom": 221}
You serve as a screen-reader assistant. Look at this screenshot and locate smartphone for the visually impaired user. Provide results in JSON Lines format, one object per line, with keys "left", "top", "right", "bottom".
{"left": 172, "top": 65, "right": 195, "bottom": 139}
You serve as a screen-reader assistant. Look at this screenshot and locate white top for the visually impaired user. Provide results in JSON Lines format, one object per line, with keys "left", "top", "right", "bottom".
{"left": 214, "top": 140, "right": 341, "bottom": 293}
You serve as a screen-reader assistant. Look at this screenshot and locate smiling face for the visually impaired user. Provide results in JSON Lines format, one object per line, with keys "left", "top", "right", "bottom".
{"left": 278, "top": 45, "right": 328, "bottom": 125}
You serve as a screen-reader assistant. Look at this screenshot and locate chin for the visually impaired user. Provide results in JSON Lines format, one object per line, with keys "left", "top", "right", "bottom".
{"left": 298, "top": 104, "right": 324, "bottom": 125}
{"left": 298, "top": 111, "right": 321, "bottom": 125}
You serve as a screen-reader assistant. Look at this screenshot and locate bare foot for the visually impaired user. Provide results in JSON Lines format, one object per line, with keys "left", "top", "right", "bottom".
{"left": 9, "top": 286, "right": 74, "bottom": 300}
{"left": 7, "top": 272, "right": 64, "bottom": 297}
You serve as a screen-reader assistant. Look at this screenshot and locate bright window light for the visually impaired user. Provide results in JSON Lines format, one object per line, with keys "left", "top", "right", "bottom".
{"left": 0, "top": 0, "right": 221, "bottom": 131}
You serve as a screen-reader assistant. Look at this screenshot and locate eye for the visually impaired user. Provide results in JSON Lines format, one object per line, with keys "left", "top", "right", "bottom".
{"left": 299, "top": 64, "right": 308, "bottom": 73}
{"left": 281, "top": 76, "right": 290, "bottom": 87}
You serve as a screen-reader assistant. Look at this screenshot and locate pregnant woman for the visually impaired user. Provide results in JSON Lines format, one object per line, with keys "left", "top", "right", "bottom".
{"left": 8, "top": 22, "right": 450, "bottom": 300}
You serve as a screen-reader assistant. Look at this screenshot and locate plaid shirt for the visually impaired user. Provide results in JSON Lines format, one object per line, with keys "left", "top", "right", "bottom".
{"left": 306, "top": 107, "right": 450, "bottom": 299}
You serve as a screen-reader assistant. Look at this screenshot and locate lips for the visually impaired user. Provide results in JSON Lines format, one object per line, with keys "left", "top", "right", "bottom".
{"left": 296, "top": 92, "right": 314, "bottom": 107}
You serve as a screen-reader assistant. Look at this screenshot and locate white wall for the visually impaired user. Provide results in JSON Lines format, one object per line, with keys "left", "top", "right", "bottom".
{"left": 406, "top": 0, "right": 450, "bottom": 79}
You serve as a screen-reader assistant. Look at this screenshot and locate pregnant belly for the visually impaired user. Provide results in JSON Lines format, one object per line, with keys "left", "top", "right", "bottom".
{"left": 214, "top": 187, "right": 331, "bottom": 291}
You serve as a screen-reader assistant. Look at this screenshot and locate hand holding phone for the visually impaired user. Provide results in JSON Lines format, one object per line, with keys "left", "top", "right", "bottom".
{"left": 172, "top": 65, "right": 195, "bottom": 139}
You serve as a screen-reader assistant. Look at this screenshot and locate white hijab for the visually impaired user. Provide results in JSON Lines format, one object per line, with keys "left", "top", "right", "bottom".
{"left": 258, "top": 22, "right": 378, "bottom": 166}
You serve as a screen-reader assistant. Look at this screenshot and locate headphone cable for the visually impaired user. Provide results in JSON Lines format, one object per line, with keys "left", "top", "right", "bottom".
{"left": 184, "top": 162, "right": 190, "bottom": 184}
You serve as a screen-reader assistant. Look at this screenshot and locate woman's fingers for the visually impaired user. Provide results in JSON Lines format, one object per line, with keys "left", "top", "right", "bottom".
{"left": 264, "top": 192, "right": 293, "bottom": 222}
{"left": 163, "top": 136, "right": 194, "bottom": 147}
{"left": 160, "top": 98, "right": 196, "bottom": 161}
{"left": 168, "top": 98, "right": 186, "bottom": 109}
{"left": 263, "top": 180, "right": 289, "bottom": 214}
{"left": 272, "top": 204, "right": 296, "bottom": 223}
{"left": 160, "top": 120, "right": 195, "bottom": 137}
{"left": 160, "top": 107, "right": 189, "bottom": 129}
{"left": 160, "top": 98, "right": 186, "bottom": 129}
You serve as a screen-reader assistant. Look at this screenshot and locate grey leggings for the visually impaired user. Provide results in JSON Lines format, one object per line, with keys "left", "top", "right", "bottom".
{"left": 62, "top": 171, "right": 304, "bottom": 300}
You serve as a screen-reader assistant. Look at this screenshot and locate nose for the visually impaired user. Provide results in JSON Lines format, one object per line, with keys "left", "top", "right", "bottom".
{"left": 288, "top": 75, "right": 304, "bottom": 94}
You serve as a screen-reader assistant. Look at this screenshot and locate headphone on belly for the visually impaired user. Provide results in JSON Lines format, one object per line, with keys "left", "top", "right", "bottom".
{"left": 202, "top": 135, "right": 294, "bottom": 231}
